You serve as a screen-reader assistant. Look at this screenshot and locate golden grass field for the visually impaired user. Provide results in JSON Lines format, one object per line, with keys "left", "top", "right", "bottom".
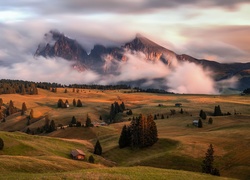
{"left": 0, "top": 88, "right": 249, "bottom": 179}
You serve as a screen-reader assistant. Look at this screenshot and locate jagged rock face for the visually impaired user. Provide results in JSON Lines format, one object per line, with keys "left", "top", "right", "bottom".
{"left": 35, "top": 31, "right": 88, "bottom": 61}
{"left": 123, "top": 34, "right": 175, "bottom": 64}
{"left": 34, "top": 30, "right": 250, "bottom": 90}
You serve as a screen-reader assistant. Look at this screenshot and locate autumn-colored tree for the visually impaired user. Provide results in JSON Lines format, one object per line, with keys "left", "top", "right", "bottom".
{"left": 0, "top": 98, "right": 3, "bottom": 107}
{"left": 21, "top": 102, "right": 27, "bottom": 115}
{"left": 29, "top": 109, "right": 34, "bottom": 119}
{"left": 125, "top": 114, "right": 158, "bottom": 148}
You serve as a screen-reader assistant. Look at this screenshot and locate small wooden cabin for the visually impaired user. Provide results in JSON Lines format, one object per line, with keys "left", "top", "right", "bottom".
{"left": 71, "top": 149, "right": 85, "bottom": 160}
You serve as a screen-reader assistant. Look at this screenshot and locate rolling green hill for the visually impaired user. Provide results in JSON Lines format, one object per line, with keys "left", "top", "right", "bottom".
{"left": 0, "top": 88, "right": 249, "bottom": 179}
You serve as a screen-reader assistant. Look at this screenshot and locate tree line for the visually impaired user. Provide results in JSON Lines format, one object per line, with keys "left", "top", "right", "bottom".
{"left": 0, "top": 80, "right": 38, "bottom": 95}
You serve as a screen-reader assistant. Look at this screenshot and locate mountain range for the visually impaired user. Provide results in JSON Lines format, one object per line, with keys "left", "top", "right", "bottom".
{"left": 35, "top": 30, "right": 250, "bottom": 91}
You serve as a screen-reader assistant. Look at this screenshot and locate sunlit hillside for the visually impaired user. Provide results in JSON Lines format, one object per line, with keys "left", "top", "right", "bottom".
{"left": 0, "top": 88, "right": 249, "bottom": 179}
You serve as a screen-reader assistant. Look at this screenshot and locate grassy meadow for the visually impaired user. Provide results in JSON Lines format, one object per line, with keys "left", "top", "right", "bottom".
{"left": 0, "top": 88, "right": 249, "bottom": 179}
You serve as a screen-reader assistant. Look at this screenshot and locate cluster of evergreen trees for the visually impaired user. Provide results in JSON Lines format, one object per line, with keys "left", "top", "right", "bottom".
{"left": 109, "top": 101, "right": 126, "bottom": 123}
{"left": 0, "top": 80, "right": 38, "bottom": 95}
{"left": 57, "top": 99, "right": 83, "bottom": 108}
{"left": 119, "top": 114, "right": 158, "bottom": 149}
{"left": 69, "top": 114, "right": 93, "bottom": 127}
{"left": 213, "top": 105, "right": 223, "bottom": 116}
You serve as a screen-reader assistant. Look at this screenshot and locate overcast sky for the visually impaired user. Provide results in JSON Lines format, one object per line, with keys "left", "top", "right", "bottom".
{"left": 0, "top": 0, "right": 250, "bottom": 63}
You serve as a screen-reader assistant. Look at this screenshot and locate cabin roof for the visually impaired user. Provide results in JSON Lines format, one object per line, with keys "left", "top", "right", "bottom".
{"left": 71, "top": 149, "right": 85, "bottom": 156}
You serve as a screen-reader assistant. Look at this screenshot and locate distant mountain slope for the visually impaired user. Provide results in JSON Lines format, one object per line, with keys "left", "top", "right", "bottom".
{"left": 35, "top": 30, "right": 250, "bottom": 90}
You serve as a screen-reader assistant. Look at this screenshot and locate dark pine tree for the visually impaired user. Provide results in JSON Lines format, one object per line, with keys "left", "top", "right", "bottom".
{"left": 0, "top": 137, "right": 4, "bottom": 150}
{"left": 0, "top": 98, "right": 3, "bottom": 108}
{"left": 76, "top": 99, "right": 83, "bottom": 107}
{"left": 200, "top": 110, "right": 207, "bottom": 120}
{"left": 201, "top": 144, "right": 220, "bottom": 176}
{"left": 71, "top": 116, "right": 77, "bottom": 124}
{"left": 198, "top": 119, "right": 203, "bottom": 128}
{"left": 94, "top": 140, "right": 102, "bottom": 155}
{"left": 208, "top": 117, "right": 213, "bottom": 124}
{"left": 88, "top": 155, "right": 95, "bottom": 163}
{"left": 119, "top": 125, "right": 130, "bottom": 148}
{"left": 49, "top": 120, "right": 56, "bottom": 132}
{"left": 120, "top": 102, "right": 126, "bottom": 111}
{"left": 85, "top": 114, "right": 92, "bottom": 127}
{"left": 154, "top": 114, "right": 157, "bottom": 120}
{"left": 73, "top": 99, "right": 76, "bottom": 107}
{"left": 180, "top": 108, "right": 184, "bottom": 114}
{"left": 99, "top": 115, "right": 102, "bottom": 120}
{"left": 161, "top": 114, "right": 165, "bottom": 119}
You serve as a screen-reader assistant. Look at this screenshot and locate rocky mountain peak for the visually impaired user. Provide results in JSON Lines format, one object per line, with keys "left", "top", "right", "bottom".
{"left": 35, "top": 30, "right": 88, "bottom": 62}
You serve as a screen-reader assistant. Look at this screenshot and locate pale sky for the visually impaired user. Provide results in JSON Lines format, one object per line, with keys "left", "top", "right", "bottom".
{"left": 0, "top": 0, "right": 250, "bottom": 63}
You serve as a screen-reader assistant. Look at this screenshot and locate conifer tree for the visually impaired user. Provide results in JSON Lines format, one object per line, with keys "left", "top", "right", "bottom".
{"left": 29, "top": 109, "right": 34, "bottom": 119}
{"left": 0, "top": 98, "right": 3, "bottom": 109}
{"left": 21, "top": 102, "right": 27, "bottom": 115}
{"left": 76, "top": 99, "right": 82, "bottom": 107}
{"left": 198, "top": 119, "right": 203, "bottom": 128}
{"left": 180, "top": 108, "right": 184, "bottom": 114}
{"left": 120, "top": 102, "right": 126, "bottom": 111}
{"left": 73, "top": 99, "right": 76, "bottom": 107}
{"left": 119, "top": 125, "right": 130, "bottom": 148}
{"left": 161, "top": 114, "right": 165, "bottom": 119}
{"left": 49, "top": 120, "right": 56, "bottom": 132}
{"left": 88, "top": 155, "right": 95, "bottom": 163}
{"left": 0, "top": 137, "right": 4, "bottom": 150}
{"left": 85, "top": 114, "right": 92, "bottom": 127}
{"left": 94, "top": 140, "right": 102, "bottom": 155}
{"left": 71, "top": 116, "right": 77, "bottom": 124}
{"left": 201, "top": 144, "right": 220, "bottom": 176}
{"left": 99, "top": 115, "right": 102, "bottom": 120}
{"left": 57, "top": 99, "right": 64, "bottom": 108}
{"left": 208, "top": 117, "right": 213, "bottom": 124}
{"left": 200, "top": 110, "right": 207, "bottom": 120}
{"left": 8, "top": 100, "right": 15, "bottom": 115}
